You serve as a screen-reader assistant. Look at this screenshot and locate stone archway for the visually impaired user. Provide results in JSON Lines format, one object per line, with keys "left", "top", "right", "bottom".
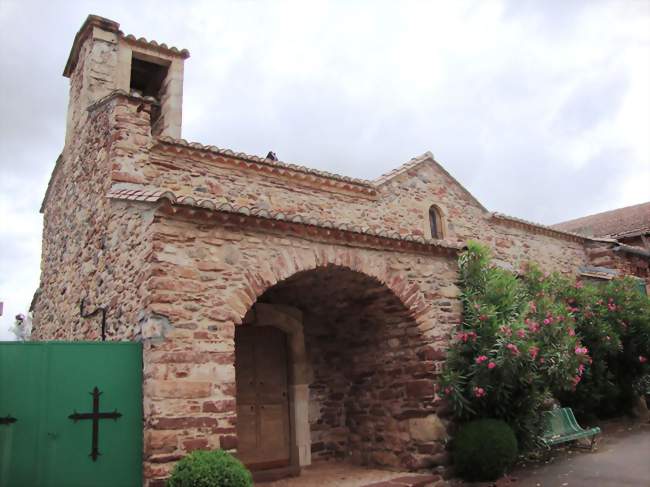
{"left": 235, "top": 264, "right": 450, "bottom": 474}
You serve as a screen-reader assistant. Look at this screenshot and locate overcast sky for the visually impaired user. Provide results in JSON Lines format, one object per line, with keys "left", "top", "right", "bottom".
{"left": 0, "top": 0, "right": 649, "bottom": 339}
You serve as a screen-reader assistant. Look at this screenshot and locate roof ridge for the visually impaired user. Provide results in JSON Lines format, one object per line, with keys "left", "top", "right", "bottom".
{"left": 119, "top": 31, "right": 190, "bottom": 59}
{"left": 155, "top": 136, "right": 375, "bottom": 189}
{"left": 491, "top": 212, "right": 616, "bottom": 242}
{"left": 373, "top": 151, "right": 434, "bottom": 185}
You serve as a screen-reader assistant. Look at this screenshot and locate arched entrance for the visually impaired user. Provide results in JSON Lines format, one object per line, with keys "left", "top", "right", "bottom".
{"left": 235, "top": 265, "right": 440, "bottom": 475}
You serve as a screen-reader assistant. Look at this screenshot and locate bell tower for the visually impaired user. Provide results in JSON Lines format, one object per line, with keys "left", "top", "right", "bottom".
{"left": 62, "top": 14, "right": 189, "bottom": 149}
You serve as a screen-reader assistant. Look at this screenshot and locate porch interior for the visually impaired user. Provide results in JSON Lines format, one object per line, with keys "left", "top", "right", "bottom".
{"left": 237, "top": 265, "right": 443, "bottom": 477}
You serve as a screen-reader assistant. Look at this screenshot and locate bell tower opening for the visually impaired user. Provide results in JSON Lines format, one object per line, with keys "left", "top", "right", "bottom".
{"left": 129, "top": 55, "right": 170, "bottom": 133}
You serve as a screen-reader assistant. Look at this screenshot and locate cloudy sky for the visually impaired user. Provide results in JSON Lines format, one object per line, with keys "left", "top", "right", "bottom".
{"left": 0, "top": 0, "right": 648, "bottom": 339}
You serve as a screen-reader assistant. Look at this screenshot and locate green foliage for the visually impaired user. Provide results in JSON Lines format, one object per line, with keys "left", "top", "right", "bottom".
{"left": 453, "top": 419, "right": 518, "bottom": 481}
{"left": 441, "top": 241, "right": 650, "bottom": 449}
{"left": 441, "top": 242, "right": 590, "bottom": 449}
{"left": 167, "top": 450, "right": 253, "bottom": 487}
{"left": 553, "top": 276, "right": 650, "bottom": 417}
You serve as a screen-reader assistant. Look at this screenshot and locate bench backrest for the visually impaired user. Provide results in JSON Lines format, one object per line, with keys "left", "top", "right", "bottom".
{"left": 543, "top": 407, "right": 581, "bottom": 436}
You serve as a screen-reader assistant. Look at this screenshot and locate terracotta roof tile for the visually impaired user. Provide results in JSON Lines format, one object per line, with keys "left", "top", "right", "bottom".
{"left": 119, "top": 32, "right": 190, "bottom": 59}
{"left": 154, "top": 136, "right": 377, "bottom": 195}
{"left": 490, "top": 212, "right": 613, "bottom": 243}
{"left": 106, "top": 188, "right": 461, "bottom": 252}
{"left": 552, "top": 202, "right": 650, "bottom": 238}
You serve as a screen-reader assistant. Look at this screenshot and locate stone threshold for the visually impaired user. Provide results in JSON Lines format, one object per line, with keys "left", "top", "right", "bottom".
{"left": 361, "top": 474, "right": 441, "bottom": 487}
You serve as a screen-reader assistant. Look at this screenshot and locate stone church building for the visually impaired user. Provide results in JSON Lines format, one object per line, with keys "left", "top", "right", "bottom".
{"left": 32, "top": 15, "right": 649, "bottom": 486}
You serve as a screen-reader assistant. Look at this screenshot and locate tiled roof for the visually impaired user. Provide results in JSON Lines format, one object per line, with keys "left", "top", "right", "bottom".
{"left": 106, "top": 188, "right": 462, "bottom": 254}
{"left": 119, "top": 33, "right": 189, "bottom": 59}
{"left": 490, "top": 212, "right": 612, "bottom": 243}
{"left": 552, "top": 202, "right": 650, "bottom": 238}
{"left": 154, "top": 137, "right": 378, "bottom": 196}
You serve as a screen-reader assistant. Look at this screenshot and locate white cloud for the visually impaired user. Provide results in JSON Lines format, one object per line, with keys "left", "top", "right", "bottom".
{"left": 0, "top": 0, "right": 648, "bottom": 335}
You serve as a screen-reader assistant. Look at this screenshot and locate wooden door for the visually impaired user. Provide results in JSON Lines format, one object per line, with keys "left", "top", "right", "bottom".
{"left": 235, "top": 326, "right": 291, "bottom": 470}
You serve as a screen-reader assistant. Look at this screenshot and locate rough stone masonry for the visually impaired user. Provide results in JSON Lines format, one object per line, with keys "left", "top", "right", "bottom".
{"left": 32, "top": 15, "right": 649, "bottom": 486}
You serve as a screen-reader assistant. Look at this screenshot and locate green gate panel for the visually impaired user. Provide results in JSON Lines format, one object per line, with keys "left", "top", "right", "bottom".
{"left": 0, "top": 343, "right": 47, "bottom": 486}
{"left": 0, "top": 342, "right": 143, "bottom": 487}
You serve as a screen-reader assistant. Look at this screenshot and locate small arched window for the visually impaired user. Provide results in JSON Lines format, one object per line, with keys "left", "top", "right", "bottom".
{"left": 429, "top": 205, "right": 443, "bottom": 239}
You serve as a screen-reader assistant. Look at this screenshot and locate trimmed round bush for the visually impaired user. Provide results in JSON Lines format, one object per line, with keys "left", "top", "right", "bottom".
{"left": 453, "top": 419, "right": 518, "bottom": 481}
{"left": 167, "top": 449, "right": 253, "bottom": 487}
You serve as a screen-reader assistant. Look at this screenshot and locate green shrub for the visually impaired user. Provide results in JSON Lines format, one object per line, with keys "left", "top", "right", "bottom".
{"left": 554, "top": 277, "right": 650, "bottom": 417}
{"left": 453, "top": 419, "right": 518, "bottom": 481}
{"left": 440, "top": 242, "right": 589, "bottom": 448}
{"left": 167, "top": 449, "right": 253, "bottom": 487}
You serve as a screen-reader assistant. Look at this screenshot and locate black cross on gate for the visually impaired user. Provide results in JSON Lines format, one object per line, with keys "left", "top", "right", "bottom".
{"left": 68, "top": 386, "right": 122, "bottom": 461}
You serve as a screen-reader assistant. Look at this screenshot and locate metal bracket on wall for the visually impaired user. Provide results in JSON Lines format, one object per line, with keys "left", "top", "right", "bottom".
{"left": 0, "top": 414, "right": 17, "bottom": 425}
{"left": 80, "top": 298, "right": 108, "bottom": 341}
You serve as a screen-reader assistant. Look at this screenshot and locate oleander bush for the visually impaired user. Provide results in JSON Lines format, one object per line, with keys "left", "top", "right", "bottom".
{"left": 550, "top": 275, "right": 650, "bottom": 418}
{"left": 453, "top": 419, "right": 518, "bottom": 481}
{"left": 441, "top": 241, "right": 650, "bottom": 452}
{"left": 440, "top": 242, "right": 592, "bottom": 449}
{"left": 167, "top": 449, "right": 253, "bottom": 487}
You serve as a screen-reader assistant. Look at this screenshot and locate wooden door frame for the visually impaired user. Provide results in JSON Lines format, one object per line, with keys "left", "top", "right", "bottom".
{"left": 241, "top": 303, "right": 313, "bottom": 469}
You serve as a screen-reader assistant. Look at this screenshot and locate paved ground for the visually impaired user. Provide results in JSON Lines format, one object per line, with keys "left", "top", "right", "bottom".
{"left": 258, "top": 420, "right": 650, "bottom": 487}
{"left": 505, "top": 420, "right": 650, "bottom": 487}
{"left": 257, "top": 462, "right": 440, "bottom": 487}
{"left": 472, "top": 419, "right": 650, "bottom": 487}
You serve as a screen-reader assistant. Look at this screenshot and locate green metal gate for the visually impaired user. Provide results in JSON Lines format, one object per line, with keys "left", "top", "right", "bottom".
{"left": 0, "top": 342, "right": 142, "bottom": 487}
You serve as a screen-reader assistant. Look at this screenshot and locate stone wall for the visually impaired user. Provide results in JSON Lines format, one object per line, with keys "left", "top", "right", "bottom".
{"left": 109, "top": 131, "right": 592, "bottom": 279}
{"left": 138, "top": 209, "right": 460, "bottom": 484}
{"left": 34, "top": 95, "right": 152, "bottom": 340}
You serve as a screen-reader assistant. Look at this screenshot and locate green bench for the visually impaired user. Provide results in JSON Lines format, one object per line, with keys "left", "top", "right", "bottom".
{"left": 541, "top": 407, "right": 601, "bottom": 449}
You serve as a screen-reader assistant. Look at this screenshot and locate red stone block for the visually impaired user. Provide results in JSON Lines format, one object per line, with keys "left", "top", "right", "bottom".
{"left": 405, "top": 380, "right": 435, "bottom": 398}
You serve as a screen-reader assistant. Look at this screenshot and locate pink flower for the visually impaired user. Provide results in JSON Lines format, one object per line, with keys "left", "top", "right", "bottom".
{"left": 575, "top": 281, "right": 584, "bottom": 289}
{"left": 640, "top": 356, "right": 648, "bottom": 364}
{"left": 539, "top": 357, "right": 545, "bottom": 364}
{"left": 506, "top": 343, "right": 520, "bottom": 355}
{"left": 517, "top": 329, "right": 526, "bottom": 338}
{"left": 528, "top": 321, "right": 540, "bottom": 333}
{"left": 567, "top": 328, "right": 576, "bottom": 336}
{"left": 444, "top": 386, "right": 453, "bottom": 395}
{"left": 529, "top": 346, "right": 539, "bottom": 360}
{"left": 575, "top": 346, "right": 589, "bottom": 355}
{"left": 608, "top": 303, "right": 617, "bottom": 311}
{"left": 487, "top": 362, "right": 497, "bottom": 369}
{"left": 577, "top": 364, "right": 585, "bottom": 376}
{"left": 479, "top": 314, "right": 488, "bottom": 322}
{"left": 529, "top": 302, "right": 537, "bottom": 312}
{"left": 543, "top": 318, "right": 551, "bottom": 325}
{"left": 572, "top": 375, "right": 582, "bottom": 386}
{"left": 475, "top": 355, "right": 488, "bottom": 364}
{"left": 499, "top": 325, "right": 513, "bottom": 337}
{"left": 473, "top": 386, "right": 486, "bottom": 398}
